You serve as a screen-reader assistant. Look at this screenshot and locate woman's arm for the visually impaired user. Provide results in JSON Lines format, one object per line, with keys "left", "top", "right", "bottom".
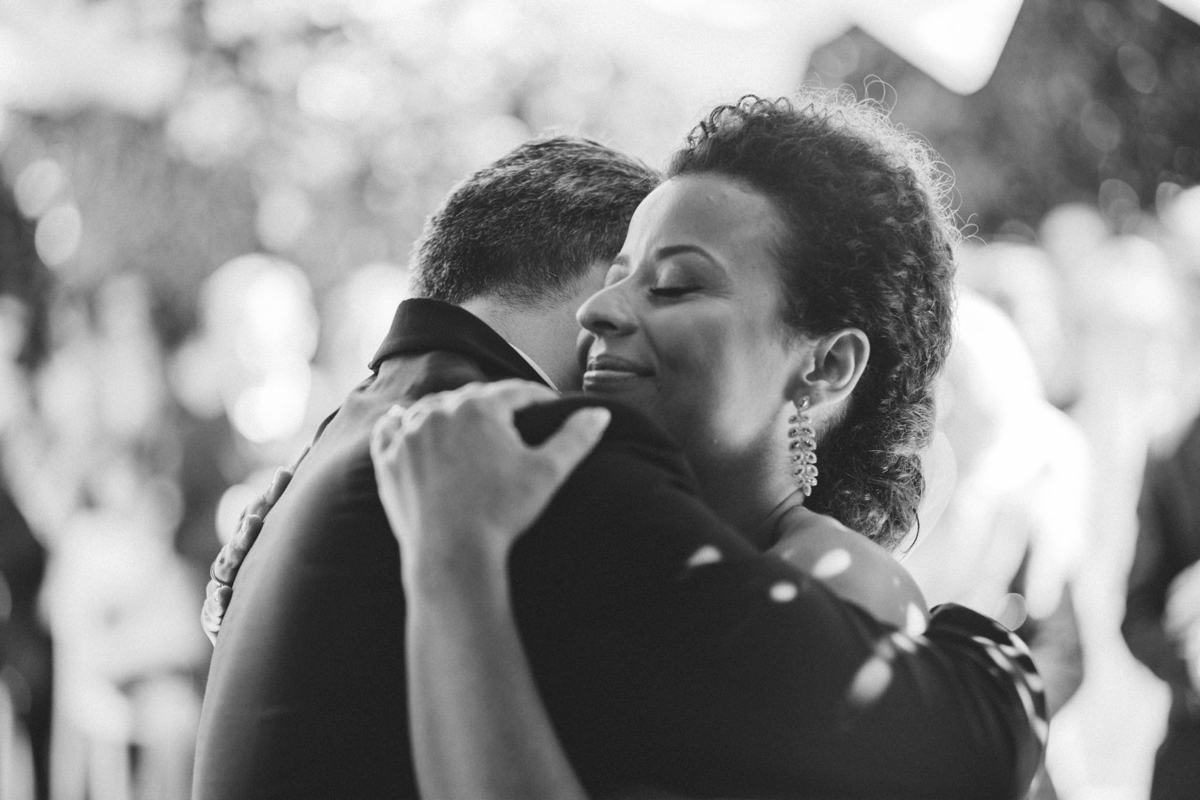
{"left": 771, "top": 506, "right": 929, "bottom": 633}
{"left": 371, "top": 380, "right": 610, "bottom": 800}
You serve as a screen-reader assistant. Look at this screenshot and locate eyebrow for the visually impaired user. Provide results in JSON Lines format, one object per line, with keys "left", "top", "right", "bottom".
{"left": 655, "top": 244, "right": 718, "bottom": 263}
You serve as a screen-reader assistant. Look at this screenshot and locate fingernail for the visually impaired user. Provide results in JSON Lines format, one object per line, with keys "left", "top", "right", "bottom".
{"left": 387, "top": 404, "right": 405, "bottom": 418}
{"left": 586, "top": 407, "right": 612, "bottom": 429}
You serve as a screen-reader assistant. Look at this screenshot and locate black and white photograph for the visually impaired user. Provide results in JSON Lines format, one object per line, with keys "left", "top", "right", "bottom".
{"left": 2, "top": 1, "right": 1200, "bottom": 799}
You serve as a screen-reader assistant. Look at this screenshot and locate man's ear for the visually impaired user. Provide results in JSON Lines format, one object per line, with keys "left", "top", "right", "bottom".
{"left": 795, "top": 328, "right": 870, "bottom": 408}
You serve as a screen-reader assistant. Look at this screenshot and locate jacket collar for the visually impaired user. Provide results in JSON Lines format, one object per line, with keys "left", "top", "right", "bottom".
{"left": 369, "top": 298, "right": 549, "bottom": 387}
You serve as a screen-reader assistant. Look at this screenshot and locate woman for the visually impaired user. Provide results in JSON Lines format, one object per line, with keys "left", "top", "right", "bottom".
{"left": 374, "top": 92, "right": 965, "bottom": 800}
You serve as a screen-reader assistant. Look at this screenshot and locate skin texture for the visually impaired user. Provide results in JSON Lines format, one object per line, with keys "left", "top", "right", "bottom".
{"left": 577, "top": 174, "right": 869, "bottom": 542}
{"left": 461, "top": 262, "right": 610, "bottom": 391}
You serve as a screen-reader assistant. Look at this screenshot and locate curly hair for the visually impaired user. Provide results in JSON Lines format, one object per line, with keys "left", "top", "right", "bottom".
{"left": 667, "top": 91, "right": 959, "bottom": 550}
{"left": 411, "top": 136, "right": 660, "bottom": 308}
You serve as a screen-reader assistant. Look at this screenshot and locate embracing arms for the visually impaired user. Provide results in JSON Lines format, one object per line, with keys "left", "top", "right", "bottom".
{"left": 201, "top": 381, "right": 1045, "bottom": 799}
{"left": 370, "top": 382, "right": 608, "bottom": 800}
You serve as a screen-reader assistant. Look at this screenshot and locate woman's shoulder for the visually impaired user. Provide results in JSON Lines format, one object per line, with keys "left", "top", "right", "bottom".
{"left": 773, "top": 505, "right": 929, "bottom": 634}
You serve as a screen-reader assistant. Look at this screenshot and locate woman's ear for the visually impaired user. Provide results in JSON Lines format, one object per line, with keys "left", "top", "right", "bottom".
{"left": 797, "top": 328, "right": 870, "bottom": 408}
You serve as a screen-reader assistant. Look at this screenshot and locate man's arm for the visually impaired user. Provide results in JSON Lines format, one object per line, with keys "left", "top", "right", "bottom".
{"left": 200, "top": 389, "right": 1045, "bottom": 799}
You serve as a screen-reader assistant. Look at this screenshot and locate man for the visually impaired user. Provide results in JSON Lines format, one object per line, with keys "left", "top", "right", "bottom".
{"left": 1124, "top": 411, "right": 1200, "bottom": 800}
{"left": 194, "top": 136, "right": 1045, "bottom": 799}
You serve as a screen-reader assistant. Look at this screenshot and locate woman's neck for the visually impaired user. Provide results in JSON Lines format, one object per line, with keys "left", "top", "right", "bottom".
{"left": 689, "top": 441, "right": 797, "bottom": 550}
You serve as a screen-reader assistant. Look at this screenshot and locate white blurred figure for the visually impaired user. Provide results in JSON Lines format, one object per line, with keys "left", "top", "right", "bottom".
{"left": 1120, "top": 186, "right": 1200, "bottom": 800}
{"left": 27, "top": 275, "right": 208, "bottom": 800}
{"left": 1048, "top": 227, "right": 1188, "bottom": 800}
{"left": 905, "top": 289, "right": 1088, "bottom": 800}
{"left": 41, "top": 458, "right": 206, "bottom": 800}
{"left": 957, "top": 241, "right": 1078, "bottom": 411}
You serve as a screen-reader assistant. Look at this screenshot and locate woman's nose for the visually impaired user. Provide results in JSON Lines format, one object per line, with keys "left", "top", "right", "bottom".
{"left": 577, "top": 281, "right": 638, "bottom": 338}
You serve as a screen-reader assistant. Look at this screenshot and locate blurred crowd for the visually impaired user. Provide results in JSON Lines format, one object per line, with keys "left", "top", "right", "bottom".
{"left": 1, "top": 2, "right": 1199, "bottom": 800}
{"left": 0, "top": 204, "right": 412, "bottom": 799}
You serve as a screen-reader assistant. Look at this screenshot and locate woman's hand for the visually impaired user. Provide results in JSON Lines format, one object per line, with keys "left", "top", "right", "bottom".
{"left": 370, "top": 379, "right": 611, "bottom": 591}
{"left": 201, "top": 448, "right": 308, "bottom": 645}
{"left": 373, "top": 380, "right": 609, "bottom": 800}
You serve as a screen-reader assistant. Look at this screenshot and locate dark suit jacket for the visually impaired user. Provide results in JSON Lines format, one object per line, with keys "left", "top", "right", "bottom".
{"left": 1123, "top": 416, "right": 1200, "bottom": 797}
{"left": 194, "top": 298, "right": 1045, "bottom": 800}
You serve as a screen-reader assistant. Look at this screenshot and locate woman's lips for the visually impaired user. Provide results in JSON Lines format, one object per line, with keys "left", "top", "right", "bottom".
{"left": 582, "top": 354, "right": 652, "bottom": 389}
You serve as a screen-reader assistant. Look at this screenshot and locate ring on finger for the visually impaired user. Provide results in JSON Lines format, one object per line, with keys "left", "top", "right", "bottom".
{"left": 209, "top": 563, "right": 234, "bottom": 591}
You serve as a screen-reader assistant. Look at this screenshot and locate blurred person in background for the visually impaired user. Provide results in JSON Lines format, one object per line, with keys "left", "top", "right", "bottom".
{"left": 10, "top": 272, "right": 212, "bottom": 800}
{"left": 904, "top": 289, "right": 1088, "bottom": 800}
{"left": 0, "top": 294, "right": 52, "bottom": 800}
{"left": 41, "top": 454, "right": 207, "bottom": 800}
{"left": 1049, "top": 223, "right": 1195, "bottom": 799}
{"left": 955, "top": 242, "right": 1080, "bottom": 413}
{"left": 1124, "top": 409, "right": 1200, "bottom": 800}
{"left": 200, "top": 95, "right": 1044, "bottom": 800}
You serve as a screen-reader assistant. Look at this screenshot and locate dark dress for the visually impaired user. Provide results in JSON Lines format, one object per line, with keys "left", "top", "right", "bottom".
{"left": 1124, "top": 415, "right": 1200, "bottom": 800}
{"left": 194, "top": 298, "right": 1047, "bottom": 800}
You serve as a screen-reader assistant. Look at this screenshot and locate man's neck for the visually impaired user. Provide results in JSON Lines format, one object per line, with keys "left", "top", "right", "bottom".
{"left": 458, "top": 297, "right": 570, "bottom": 390}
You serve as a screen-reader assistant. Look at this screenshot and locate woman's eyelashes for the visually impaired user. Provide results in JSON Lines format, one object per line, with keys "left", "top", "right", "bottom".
{"left": 649, "top": 285, "right": 700, "bottom": 298}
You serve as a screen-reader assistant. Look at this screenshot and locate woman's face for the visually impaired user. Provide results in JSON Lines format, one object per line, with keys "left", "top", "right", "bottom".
{"left": 576, "top": 174, "right": 803, "bottom": 466}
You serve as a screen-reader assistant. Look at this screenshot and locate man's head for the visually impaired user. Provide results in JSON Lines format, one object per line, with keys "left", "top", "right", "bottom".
{"left": 409, "top": 136, "right": 660, "bottom": 388}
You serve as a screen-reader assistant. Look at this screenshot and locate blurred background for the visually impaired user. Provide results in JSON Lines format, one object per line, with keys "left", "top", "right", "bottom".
{"left": 1, "top": 1, "right": 1199, "bottom": 799}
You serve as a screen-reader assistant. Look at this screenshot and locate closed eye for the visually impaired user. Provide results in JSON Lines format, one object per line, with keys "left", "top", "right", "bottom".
{"left": 649, "top": 286, "right": 699, "bottom": 298}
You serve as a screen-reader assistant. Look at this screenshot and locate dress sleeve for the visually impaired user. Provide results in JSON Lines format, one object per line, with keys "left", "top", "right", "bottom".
{"left": 510, "top": 396, "right": 1046, "bottom": 800}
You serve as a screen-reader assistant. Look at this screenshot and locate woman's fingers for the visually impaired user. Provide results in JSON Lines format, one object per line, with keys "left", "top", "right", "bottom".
{"left": 211, "top": 513, "right": 264, "bottom": 585}
{"left": 371, "top": 404, "right": 407, "bottom": 460}
{"left": 369, "top": 381, "right": 611, "bottom": 574}
{"left": 237, "top": 462, "right": 298, "bottom": 527}
{"left": 202, "top": 449, "right": 305, "bottom": 645}
{"left": 201, "top": 584, "right": 233, "bottom": 645}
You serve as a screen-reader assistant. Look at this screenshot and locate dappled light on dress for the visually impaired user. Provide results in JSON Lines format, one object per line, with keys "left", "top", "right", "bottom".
{"left": 769, "top": 581, "right": 798, "bottom": 603}
{"left": 686, "top": 545, "right": 723, "bottom": 568}
{"left": 847, "top": 638, "right": 897, "bottom": 709}
{"left": 811, "top": 547, "right": 852, "bottom": 580}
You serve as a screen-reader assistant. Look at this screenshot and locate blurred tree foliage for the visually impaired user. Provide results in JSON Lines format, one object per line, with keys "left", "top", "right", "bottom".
{"left": 0, "top": 179, "right": 49, "bottom": 366}
{"left": 808, "top": 0, "right": 1200, "bottom": 236}
{"left": 0, "top": 0, "right": 680, "bottom": 359}
{"left": 4, "top": 0, "right": 1199, "bottom": 361}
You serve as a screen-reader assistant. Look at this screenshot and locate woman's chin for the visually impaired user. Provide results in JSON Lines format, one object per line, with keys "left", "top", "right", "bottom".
{"left": 581, "top": 374, "right": 665, "bottom": 422}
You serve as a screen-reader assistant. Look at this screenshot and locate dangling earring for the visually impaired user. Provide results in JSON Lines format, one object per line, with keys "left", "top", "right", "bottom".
{"left": 789, "top": 397, "right": 818, "bottom": 496}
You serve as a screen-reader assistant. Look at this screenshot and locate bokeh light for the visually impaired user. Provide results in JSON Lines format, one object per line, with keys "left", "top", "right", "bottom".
{"left": 0, "top": 3, "right": 1199, "bottom": 799}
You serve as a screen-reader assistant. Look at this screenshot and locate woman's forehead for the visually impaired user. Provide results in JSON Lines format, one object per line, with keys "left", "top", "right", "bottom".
{"left": 626, "top": 174, "right": 783, "bottom": 254}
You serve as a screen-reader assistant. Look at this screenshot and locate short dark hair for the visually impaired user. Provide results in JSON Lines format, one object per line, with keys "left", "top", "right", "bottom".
{"left": 410, "top": 136, "right": 660, "bottom": 307}
{"left": 668, "top": 92, "right": 959, "bottom": 550}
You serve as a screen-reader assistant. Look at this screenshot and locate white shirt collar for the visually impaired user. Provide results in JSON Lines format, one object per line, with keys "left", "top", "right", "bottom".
{"left": 507, "top": 342, "right": 559, "bottom": 392}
